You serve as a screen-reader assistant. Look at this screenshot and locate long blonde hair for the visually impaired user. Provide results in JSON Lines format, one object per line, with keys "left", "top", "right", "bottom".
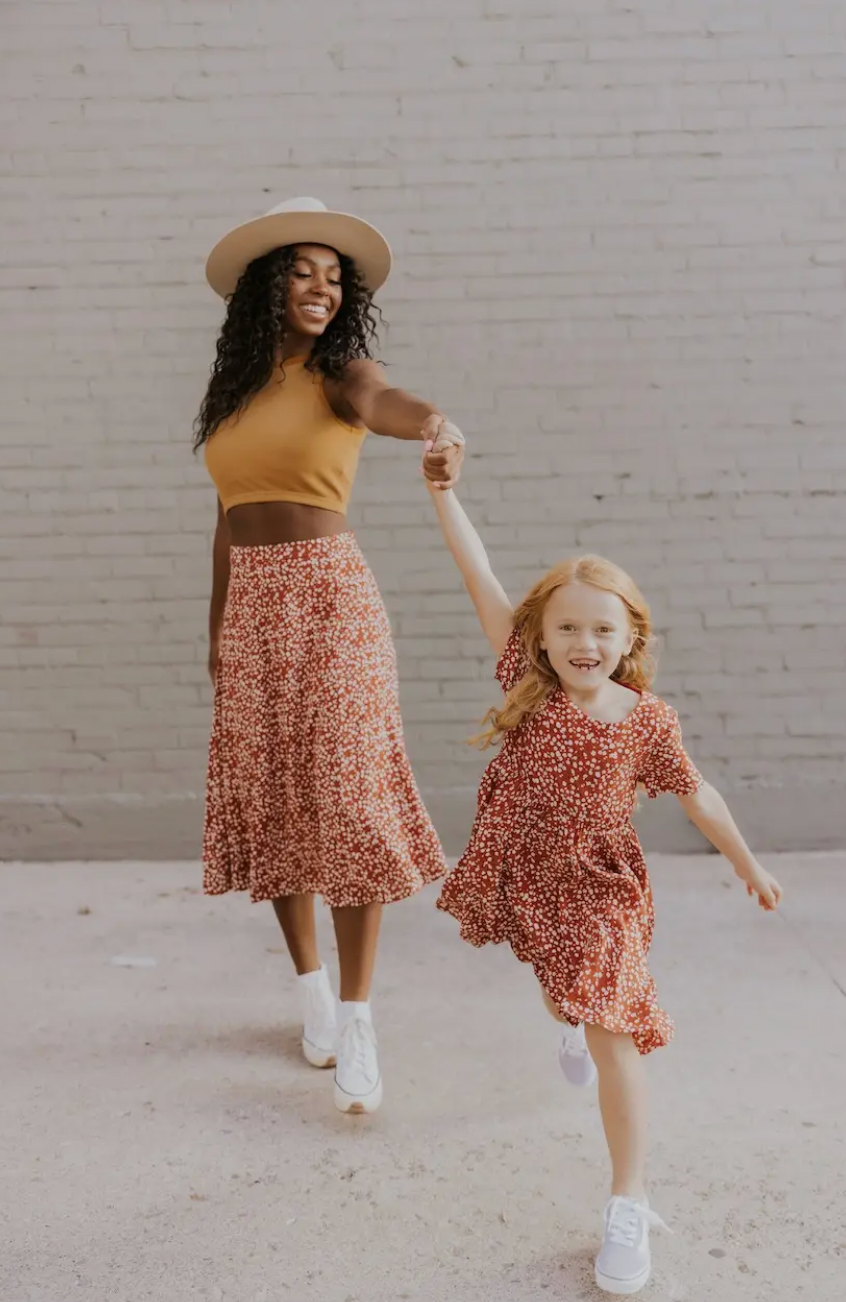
{"left": 476, "top": 555, "right": 656, "bottom": 749}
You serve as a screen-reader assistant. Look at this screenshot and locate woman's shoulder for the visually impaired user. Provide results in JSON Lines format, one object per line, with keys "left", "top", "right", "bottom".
{"left": 335, "top": 356, "right": 381, "bottom": 376}
{"left": 331, "top": 357, "right": 385, "bottom": 394}
{"left": 323, "top": 358, "right": 382, "bottom": 428}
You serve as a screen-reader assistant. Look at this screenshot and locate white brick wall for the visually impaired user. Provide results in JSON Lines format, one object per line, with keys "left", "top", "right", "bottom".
{"left": 2, "top": 0, "right": 845, "bottom": 857}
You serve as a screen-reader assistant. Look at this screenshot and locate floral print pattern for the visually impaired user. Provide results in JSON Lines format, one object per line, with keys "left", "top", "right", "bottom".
{"left": 437, "top": 628, "right": 703, "bottom": 1054}
{"left": 203, "top": 533, "right": 448, "bottom": 907}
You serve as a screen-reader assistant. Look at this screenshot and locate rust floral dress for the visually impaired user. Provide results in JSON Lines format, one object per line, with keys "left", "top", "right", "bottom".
{"left": 437, "top": 629, "right": 703, "bottom": 1054}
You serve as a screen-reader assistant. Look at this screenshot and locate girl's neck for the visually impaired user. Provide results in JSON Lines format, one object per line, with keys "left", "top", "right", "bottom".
{"left": 561, "top": 676, "right": 641, "bottom": 724}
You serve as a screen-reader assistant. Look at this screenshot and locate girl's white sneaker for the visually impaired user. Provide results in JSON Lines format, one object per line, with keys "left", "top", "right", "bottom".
{"left": 558, "top": 1022, "right": 597, "bottom": 1087}
{"left": 595, "top": 1196, "right": 669, "bottom": 1295}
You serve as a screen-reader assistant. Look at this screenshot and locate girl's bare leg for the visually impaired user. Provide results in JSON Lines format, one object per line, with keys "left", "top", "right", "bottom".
{"left": 584, "top": 1022, "right": 648, "bottom": 1200}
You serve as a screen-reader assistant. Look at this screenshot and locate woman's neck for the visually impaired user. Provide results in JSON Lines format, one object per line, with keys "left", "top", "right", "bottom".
{"left": 280, "top": 333, "right": 314, "bottom": 363}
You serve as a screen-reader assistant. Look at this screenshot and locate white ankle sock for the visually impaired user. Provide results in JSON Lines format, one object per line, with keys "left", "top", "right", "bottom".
{"left": 338, "top": 999, "right": 371, "bottom": 1025}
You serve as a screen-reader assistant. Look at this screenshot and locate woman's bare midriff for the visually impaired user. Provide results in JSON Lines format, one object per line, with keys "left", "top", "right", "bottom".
{"left": 226, "top": 501, "right": 349, "bottom": 546}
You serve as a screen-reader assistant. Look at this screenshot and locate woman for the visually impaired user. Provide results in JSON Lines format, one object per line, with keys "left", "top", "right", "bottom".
{"left": 196, "top": 197, "right": 464, "bottom": 1115}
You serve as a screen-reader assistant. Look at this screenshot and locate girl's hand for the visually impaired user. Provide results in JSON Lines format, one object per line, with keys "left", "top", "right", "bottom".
{"left": 421, "top": 422, "right": 465, "bottom": 490}
{"left": 422, "top": 442, "right": 464, "bottom": 489}
{"left": 735, "top": 859, "right": 783, "bottom": 911}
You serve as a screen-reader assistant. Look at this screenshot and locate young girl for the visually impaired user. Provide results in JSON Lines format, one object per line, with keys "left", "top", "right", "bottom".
{"left": 421, "top": 468, "right": 782, "bottom": 1296}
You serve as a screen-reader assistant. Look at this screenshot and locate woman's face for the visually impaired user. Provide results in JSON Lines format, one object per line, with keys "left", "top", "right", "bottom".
{"left": 284, "top": 244, "right": 343, "bottom": 339}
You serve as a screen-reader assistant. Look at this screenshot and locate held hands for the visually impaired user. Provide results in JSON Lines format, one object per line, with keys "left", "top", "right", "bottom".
{"left": 420, "top": 414, "right": 465, "bottom": 491}
{"left": 735, "top": 858, "right": 783, "bottom": 911}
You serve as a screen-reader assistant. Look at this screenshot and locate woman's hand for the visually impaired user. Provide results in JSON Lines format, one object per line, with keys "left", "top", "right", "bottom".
{"left": 735, "top": 858, "right": 783, "bottom": 911}
{"left": 420, "top": 414, "right": 464, "bottom": 448}
{"left": 208, "top": 640, "right": 220, "bottom": 687}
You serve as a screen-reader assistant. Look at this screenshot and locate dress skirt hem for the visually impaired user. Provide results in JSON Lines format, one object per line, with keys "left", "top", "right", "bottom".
{"left": 436, "top": 808, "right": 673, "bottom": 1057}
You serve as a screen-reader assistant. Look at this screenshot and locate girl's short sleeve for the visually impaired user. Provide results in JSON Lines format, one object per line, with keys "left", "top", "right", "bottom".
{"left": 495, "top": 627, "right": 530, "bottom": 694}
{"left": 641, "top": 707, "right": 703, "bottom": 799}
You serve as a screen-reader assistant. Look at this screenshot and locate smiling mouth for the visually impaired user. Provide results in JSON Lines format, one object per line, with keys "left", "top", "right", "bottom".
{"left": 570, "top": 660, "right": 600, "bottom": 671}
{"left": 301, "top": 303, "right": 329, "bottom": 319}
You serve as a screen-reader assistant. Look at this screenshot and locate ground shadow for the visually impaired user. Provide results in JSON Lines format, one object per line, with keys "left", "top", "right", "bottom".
{"left": 83, "top": 1018, "right": 305, "bottom": 1066}
{"left": 201, "top": 1021, "right": 303, "bottom": 1063}
{"left": 399, "top": 1245, "right": 600, "bottom": 1302}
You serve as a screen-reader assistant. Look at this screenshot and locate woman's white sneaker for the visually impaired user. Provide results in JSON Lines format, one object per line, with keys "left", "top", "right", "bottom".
{"left": 296, "top": 965, "right": 337, "bottom": 1068}
{"left": 333, "top": 1001, "right": 383, "bottom": 1114}
{"left": 595, "top": 1196, "right": 669, "bottom": 1295}
{"left": 558, "top": 1022, "right": 597, "bottom": 1088}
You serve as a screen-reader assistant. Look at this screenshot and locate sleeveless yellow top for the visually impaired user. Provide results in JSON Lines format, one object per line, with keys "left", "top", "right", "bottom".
{"left": 204, "top": 356, "right": 366, "bottom": 515}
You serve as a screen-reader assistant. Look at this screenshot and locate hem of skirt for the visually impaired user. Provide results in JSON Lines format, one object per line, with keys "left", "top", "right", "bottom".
{"left": 532, "top": 955, "right": 674, "bottom": 1057}
{"left": 204, "top": 865, "right": 446, "bottom": 908}
{"left": 436, "top": 895, "right": 672, "bottom": 1056}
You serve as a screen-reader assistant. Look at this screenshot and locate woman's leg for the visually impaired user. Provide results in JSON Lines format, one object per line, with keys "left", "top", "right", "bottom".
{"left": 274, "top": 893, "right": 337, "bottom": 1070}
{"left": 271, "top": 893, "right": 384, "bottom": 997}
{"left": 584, "top": 1023, "right": 648, "bottom": 1200}
{"left": 271, "top": 892, "right": 320, "bottom": 974}
{"left": 331, "top": 902, "right": 383, "bottom": 1002}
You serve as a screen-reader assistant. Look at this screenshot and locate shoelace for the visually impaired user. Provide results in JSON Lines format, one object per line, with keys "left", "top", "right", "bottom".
{"left": 605, "top": 1198, "right": 671, "bottom": 1247}
{"left": 340, "top": 1017, "right": 376, "bottom": 1078}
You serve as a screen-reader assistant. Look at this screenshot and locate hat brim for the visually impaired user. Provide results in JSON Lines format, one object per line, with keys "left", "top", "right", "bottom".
{"left": 205, "top": 209, "right": 392, "bottom": 298}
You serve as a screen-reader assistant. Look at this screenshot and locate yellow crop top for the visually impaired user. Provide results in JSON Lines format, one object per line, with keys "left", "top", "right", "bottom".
{"left": 204, "top": 356, "right": 366, "bottom": 515}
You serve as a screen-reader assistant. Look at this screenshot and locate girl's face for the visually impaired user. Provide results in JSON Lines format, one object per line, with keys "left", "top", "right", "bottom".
{"left": 284, "top": 244, "right": 343, "bottom": 341}
{"left": 540, "top": 582, "right": 635, "bottom": 694}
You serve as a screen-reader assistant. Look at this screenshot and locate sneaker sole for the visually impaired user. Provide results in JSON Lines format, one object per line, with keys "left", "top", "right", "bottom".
{"left": 594, "top": 1263, "right": 651, "bottom": 1295}
{"left": 559, "top": 1060, "right": 598, "bottom": 1088}
{"left": 333, "top": 1076, "right": 383, "bottom": 1115}
{"left": 302, "top": 1039, "right": 336, "bottom": 1069}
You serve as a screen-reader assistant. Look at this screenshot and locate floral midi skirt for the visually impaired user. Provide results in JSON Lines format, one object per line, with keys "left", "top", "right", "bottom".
{"left": 203, "top": 533, "right": 448, "bottom": 906}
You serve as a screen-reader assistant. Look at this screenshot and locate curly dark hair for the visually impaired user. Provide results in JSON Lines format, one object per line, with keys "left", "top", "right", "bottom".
{"left": 193, "top": 244, "right": 381, "bottom": 450}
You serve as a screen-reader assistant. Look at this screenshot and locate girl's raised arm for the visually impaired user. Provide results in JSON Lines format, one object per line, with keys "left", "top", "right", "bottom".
{"left": 427, "top": 485, "right": 513, "bottom": 657}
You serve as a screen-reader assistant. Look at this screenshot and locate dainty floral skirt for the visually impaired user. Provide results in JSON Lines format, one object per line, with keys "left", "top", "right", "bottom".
{"left": 203, "top": 533, "right": 448, "bottom": 906}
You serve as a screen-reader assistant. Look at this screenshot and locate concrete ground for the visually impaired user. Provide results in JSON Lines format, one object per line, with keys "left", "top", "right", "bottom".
{"left": 1, "top": 856, "right": 844, "bottom": 1302}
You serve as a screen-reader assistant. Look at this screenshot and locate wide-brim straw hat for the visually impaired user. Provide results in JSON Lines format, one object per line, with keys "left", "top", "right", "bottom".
{"left": 205, "top": 196, "right": 392, "bottom": 298}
